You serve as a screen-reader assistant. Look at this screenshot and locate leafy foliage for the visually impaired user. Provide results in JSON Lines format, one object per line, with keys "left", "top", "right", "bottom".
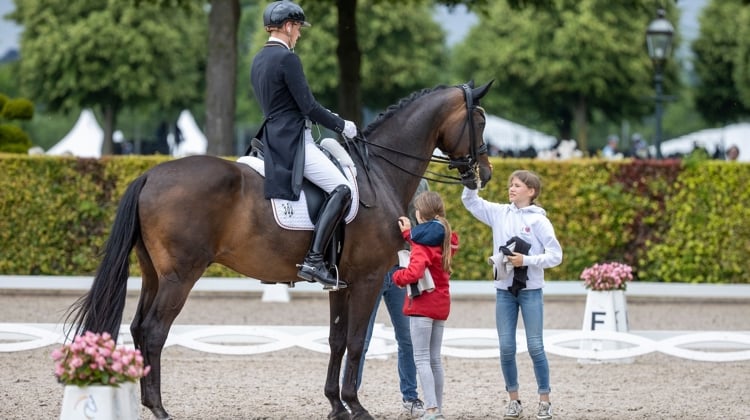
{"left": 1, "top": 153, "right": 749, "bottom": 285}
{"left": 451, "top": 0, "right": 680, "bottom": 149}
{"left": 10, "top": 0, "right": 207, "bottom": 153}
{"left": 692, "top": 0, "right": 750, "bottom": 125}
{"left": 0, "top": 93, "right": 34, "bottom": 153}
{"left": 643, "top": 161, "right": 750, "bottom": 283}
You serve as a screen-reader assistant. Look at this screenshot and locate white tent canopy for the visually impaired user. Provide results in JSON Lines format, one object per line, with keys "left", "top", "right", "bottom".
{"left": 46, "top": 109, "right": 103, "bottom": 158}
{"left": 654, "top": 123, "right": 750, "bottom": 161}
{"left": 170, "top": 110, "right": 207, "bottom": 157}
{"left": 483, "top": 114, "right": 557, "bottom": 153}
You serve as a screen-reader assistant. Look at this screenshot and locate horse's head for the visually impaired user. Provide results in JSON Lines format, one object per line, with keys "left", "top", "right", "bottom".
{"left": 437, "top": 80, "right": 494, "bottom": 190}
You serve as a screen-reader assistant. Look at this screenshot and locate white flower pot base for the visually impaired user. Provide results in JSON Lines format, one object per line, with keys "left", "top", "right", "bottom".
{"left": 59, "top": 382, "right": 139, "bottom": 419}
{"left": 578, "top": 289, "right": 634, "bottom": 364}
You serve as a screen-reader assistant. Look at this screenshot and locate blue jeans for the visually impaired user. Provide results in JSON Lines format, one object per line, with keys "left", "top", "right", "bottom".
{"left": 495, "top": 288, "right": 551, "bottom": 395}
{"left": 344, "top": 272, "right": 419, "bottom": 401}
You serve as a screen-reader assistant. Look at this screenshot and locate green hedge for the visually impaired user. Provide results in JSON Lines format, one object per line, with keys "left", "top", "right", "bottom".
{"left": 1, "top": 154, "right": 748, "bottom": 283}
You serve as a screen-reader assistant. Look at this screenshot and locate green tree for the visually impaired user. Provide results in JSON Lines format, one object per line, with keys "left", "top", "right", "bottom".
{"left": 692, "top": 0, "right": 750, "bottom": 125}
{"left": 0, "top": 93, "right": 34, "bottom": 153}
{"left": 732, "top": 3, "right": 750, "bottom": 111}
{"left": 451, "top": 0, "right": 680, "bottom": 152}
{"left": 299, "top": 0, "right": 449, "bottom": 113}
{"left": 10, "top": 0, "right": 207, "bottom": 155}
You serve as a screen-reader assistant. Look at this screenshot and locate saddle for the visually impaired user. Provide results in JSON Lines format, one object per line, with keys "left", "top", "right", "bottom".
{"left": 239, "top": 138, "right": 359, "bottom": 286}
{"left": 248, "top": 138, "right": 344, "bottom": 223}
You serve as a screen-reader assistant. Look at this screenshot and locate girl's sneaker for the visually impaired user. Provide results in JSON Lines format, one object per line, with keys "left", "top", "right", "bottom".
{"left": 402, "top": 398, "right": 425, "bottom": 418}
{"left": 503, "top": 400, "right": 523, "bottom": 419}
{"left": 537, "top": 401, "right": 552, "bottom": 420}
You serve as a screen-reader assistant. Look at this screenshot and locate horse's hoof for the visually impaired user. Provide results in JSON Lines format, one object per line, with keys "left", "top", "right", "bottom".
{"left": 149, "top": 407, "right": 172, "bottom": 420}
{"left": 327, "top": 408, "right": 350, "bottom": 420}
{"left": 351, "top": 410, "right": 374, "bottom": 420}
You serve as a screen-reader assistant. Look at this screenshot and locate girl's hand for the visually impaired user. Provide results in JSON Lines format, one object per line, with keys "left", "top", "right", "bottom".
{"left": 509, "top": 252, "right": 524, "bottom": 267}
{"left": 397, "top": 217, "right": 411, "bottom": 232}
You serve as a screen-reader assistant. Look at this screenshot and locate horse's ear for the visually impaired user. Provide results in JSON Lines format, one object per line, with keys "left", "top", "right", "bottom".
{"left": 467, "top": 79, "right": 475, "bottom": 88}
{"left": 472, "top": 80, "right": 494, "bottom": 102}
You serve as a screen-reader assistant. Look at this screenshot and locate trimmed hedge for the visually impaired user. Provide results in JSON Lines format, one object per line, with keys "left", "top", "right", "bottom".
{"left": 1, "top": 154, "right": 748, "bottom": 283}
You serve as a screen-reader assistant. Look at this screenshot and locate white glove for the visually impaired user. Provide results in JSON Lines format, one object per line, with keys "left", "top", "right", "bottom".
{"left": 342, "top": 120, "right": 357, "bottom": 138}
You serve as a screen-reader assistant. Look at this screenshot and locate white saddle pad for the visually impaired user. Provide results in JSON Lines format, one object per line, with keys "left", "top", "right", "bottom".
{"left": 237, "top": 138, "right": 359, "bottom": 231}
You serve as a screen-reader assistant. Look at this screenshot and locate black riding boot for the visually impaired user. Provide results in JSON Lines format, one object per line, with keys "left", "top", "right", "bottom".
{"left": 297, "top": 185, "right": 352, "bottom": 289}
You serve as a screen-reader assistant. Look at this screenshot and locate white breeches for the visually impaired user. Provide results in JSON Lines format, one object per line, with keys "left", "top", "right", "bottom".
{"left": 303, "top": 129, "right": 351, "bottom": 193}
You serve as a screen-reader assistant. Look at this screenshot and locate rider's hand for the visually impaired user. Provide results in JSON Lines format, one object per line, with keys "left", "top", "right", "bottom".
{"left": 343, "top": 120, "right": 357, "bottom": 138}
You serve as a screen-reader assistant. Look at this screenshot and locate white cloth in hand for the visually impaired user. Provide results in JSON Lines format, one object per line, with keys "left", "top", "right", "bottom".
{"left": 488, "top": 253, "right": 513, "bottom": 281}
{"left": 343, "top": 120, "right": 357, "bottom": 138}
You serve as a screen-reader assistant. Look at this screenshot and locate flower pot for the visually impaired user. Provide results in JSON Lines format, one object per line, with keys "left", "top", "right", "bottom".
{"left": 59, "top": 381, "right": 139, "bottom": 420}
{"left": 578, "top": 289, "right": 633, "bottom": 364}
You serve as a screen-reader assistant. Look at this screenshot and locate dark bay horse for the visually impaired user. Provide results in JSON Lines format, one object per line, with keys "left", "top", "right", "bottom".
{"left": 66, "top": 81, "right": 494, "bottom": 419}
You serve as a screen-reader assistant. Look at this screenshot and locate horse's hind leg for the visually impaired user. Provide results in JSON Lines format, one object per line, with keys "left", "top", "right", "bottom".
{"left": 131, "top": 246, "right": 170, "bottom": 418}
{"left": 132, "top": 247, "right": 202, "bottom": 419}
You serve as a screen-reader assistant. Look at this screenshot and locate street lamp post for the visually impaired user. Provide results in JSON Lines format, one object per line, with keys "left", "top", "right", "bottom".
{"left": 646, "top": 9, "right": 674, "bottom": 160}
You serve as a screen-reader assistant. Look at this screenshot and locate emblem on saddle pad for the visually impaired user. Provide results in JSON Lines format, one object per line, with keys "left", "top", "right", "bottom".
{"left": 237, "top": 138, "right": 359, "bottom": 230}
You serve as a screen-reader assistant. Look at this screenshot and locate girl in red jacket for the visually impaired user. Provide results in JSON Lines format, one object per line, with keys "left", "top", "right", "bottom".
{"left": 392, "top": 191, "right": 459, "bottom": 420}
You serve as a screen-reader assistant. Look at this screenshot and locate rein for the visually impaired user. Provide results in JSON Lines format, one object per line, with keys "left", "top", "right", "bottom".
{"left": 354, "top": 83, "right": 486, "bottom": 186}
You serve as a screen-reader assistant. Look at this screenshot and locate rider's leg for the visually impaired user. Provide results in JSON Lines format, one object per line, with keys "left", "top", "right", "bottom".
{"left": 296, "top": 133, "right": 352, "bottom": 289}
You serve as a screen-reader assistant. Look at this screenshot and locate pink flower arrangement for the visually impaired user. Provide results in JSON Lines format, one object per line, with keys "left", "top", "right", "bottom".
{"left": 580, "top": 262, "right": 634, "bottom": 291}
{"left": 52, "top": 331, "right": 150, "bottom": 386}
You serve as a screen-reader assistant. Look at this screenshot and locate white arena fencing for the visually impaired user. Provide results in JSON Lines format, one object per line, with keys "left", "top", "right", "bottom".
{"left": 1, "top": 276, "right": 749, "bottom": 363}
{"left": 1, "top": 323, "right": 750, "bottom": 362}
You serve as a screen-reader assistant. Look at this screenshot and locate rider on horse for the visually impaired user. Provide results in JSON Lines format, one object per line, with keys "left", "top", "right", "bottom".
{"left": 251, "top": 1, "right": 357, "bottom": 290}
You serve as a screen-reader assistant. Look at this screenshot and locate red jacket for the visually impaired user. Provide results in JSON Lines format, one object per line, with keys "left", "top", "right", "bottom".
{"left": 392, "top": 223, "right": 459, "bottom": 321}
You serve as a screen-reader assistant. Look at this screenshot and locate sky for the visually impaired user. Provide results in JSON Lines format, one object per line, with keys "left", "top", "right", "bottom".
{"left": 0, "top": 0, "right": 20, "bottom": 57}
{"left": 1, "top": 1, "right": 708, "bottom": 58}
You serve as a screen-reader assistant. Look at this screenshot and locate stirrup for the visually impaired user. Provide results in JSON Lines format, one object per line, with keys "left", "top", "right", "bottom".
{"left": 296, "top": 262, "right": 347, "bottom": 291}
{"left": 321, "top": 265, "right": 346, "bottom": 291}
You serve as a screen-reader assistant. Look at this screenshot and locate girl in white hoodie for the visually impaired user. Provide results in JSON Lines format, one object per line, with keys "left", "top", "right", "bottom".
{"left": 461, "top": 170, "right": 562, "bottom": 420}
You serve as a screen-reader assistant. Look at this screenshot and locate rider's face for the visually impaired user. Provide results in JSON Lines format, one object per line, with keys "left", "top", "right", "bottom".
{"left": 286, "top": 22, "right": 302, "bottom": 48}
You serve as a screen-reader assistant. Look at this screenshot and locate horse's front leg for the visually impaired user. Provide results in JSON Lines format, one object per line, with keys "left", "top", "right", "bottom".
{"left": 338, "top": 278, "right": 382, "bottom": 420}
{"left": 325, "top": 291, "right": 350, "bottom": 419}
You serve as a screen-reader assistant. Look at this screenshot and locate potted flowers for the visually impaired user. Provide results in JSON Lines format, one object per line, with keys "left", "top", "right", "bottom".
{"left": 580, "top": 261, "right": 634, "bottom": 291}
{"left": 578, "top": 262, "right": 634, "bottom": 364}
{"left": 53, "top": 331, "right": 150, "bottom": 419}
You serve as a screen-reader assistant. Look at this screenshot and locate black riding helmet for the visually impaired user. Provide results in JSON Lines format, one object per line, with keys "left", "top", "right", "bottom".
{"left": 263, "top": 1, "right": 311, "bottom": 28}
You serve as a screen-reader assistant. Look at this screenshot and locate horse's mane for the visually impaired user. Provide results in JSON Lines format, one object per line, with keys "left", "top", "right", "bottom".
{"left": 362, "top": 84, "right": 452, "bottom": 137}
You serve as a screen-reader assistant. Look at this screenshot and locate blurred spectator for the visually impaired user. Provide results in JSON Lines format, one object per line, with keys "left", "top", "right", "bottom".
{"left": 631, "top": 133, "right": 649, "bottom": 159}
{"left": 726, "top": 144, "right": 740, "bottom": 161}
{"left": 602, "top": 134, "right": 619, "bottom": 159}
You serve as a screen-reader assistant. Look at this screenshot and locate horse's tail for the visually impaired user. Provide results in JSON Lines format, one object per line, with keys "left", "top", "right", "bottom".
{"left": 65, "top": 175, "right": 148, "bottom": 341}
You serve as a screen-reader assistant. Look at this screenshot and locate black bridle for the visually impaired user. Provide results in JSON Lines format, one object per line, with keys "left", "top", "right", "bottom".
{"left": 354, "top": 83, "right": 486, "bottom": 186}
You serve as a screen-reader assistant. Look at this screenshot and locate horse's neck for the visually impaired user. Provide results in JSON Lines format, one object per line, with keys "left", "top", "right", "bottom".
{"left": 359, "top": 88, "right": 453, "bottom": 207}
{"left": 370, "top": 125, "right": 438, "bottom": 207}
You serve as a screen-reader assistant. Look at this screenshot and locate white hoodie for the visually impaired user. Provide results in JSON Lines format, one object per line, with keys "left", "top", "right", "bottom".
{"left": 462, "top": 187, "right": 563, "bottom": 291}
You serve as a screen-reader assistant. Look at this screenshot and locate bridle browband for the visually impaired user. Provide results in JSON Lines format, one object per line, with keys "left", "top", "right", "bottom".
{"left": 354, "top": 83, "right": 486, "bottom": 186}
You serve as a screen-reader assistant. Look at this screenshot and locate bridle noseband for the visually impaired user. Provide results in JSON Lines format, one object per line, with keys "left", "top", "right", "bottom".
{"left": 436, "top": 83, "right": 487, "bottom": 188}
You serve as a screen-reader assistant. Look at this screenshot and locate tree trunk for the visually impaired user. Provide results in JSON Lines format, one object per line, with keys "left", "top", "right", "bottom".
{"left": 205, "top": 0, "right": 239, "bottom": 156}
{"left": 336, "top": 0, "right": 362, "bottom": 124}
{"left": 573, "top": 96, "right": 589, "bottom": 154}
{"left": 555, "top": 106, "right": 573, "bottom": 141}
{"left": 100, "top": 104, "right": 117, "bottom": 156}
